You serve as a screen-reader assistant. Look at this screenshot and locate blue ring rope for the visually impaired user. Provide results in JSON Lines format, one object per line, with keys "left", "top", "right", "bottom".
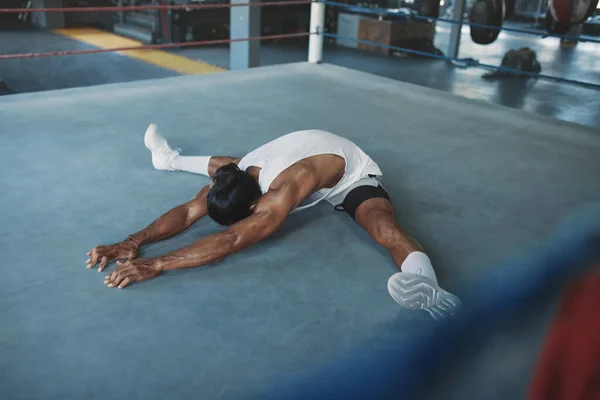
{"left": 324, "top": 32, "right": 456, "bottom": 61}
{"left": 263, "top": 203, "right": 600, "bottom": 400}
{"left": 321, "top": 32, "right": 600, "bottom": 90}
{"left": 318, "top": 0, "right": 600, "bottom": 44}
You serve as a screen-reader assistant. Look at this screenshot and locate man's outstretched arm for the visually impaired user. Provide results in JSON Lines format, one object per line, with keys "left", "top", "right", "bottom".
{"left": 86, "top": 185, "right": 211, "bottom": 272}
{"left": 128, "top": 184, "right": 211, "bottom": 247}
{"left": 158, "top": 205, "right": 286, "bottom": 271}
{"left": 103, "top": 185, "right": 298, "bottom": 288}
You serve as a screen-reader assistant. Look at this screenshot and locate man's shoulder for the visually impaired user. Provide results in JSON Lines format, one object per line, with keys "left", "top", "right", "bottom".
{"left": 270, "top": 162, "right": 317, "bottom": 190}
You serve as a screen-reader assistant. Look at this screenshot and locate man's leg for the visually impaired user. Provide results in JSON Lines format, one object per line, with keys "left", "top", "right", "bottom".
{"left": 354, "top": 197, "right": 462, "bottom": 320}
{"left": 144, "top": 123, "right": 238, "bottom": 177}
{"left": 171, "top": 156, "right": 239, "bottom": 177}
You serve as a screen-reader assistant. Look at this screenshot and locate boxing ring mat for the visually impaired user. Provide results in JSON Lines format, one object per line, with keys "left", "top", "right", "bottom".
{"left": 1, "top": 63, "right": 599, "bottom": 400}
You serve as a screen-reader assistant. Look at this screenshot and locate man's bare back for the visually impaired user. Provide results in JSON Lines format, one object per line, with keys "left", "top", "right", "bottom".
{"left": 251, "top": 153, "right": 346, "bottom": 203}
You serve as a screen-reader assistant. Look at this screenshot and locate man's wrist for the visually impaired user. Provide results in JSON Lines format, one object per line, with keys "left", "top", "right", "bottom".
{"left": 152, "top": 256, "right": 168, "bottom": 272}
{"left": 125, "top": 236, "right": 141, "bottom": 249}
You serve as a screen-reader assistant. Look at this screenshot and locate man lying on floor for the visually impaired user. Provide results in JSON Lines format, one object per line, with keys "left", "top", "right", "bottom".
{"left": 86, "top": 125, "right": 461, "bottom": 320}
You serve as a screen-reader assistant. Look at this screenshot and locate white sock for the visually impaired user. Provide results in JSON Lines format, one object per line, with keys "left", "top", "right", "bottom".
{"left": 169, "top": 156, "right": 211, "bottom": 176}
{"left": 400, "top": 251, "right": 438, "bottom": 284}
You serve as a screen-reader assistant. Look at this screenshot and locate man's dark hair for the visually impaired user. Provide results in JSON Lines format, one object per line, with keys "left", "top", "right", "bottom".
{"left": 207, "top": 163, "right": 262, "bottom": 226}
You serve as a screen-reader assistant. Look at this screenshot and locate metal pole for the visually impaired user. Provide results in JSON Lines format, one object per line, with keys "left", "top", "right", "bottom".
{"left": 230, "top": 0, "right": 261, "bottom": 70}
{"left": 447, "top": 0, "right": 466, "bottom": 59}
{"left": 166, "top": 3, "right": 172, "bottom": 44}
{"left": 117, "top": 0, "right": 123, "bottom": 24}
{"left": 534, "top": 0, "right": 544, "bottom": 28}
{"left": 308, "top": 1, "right": 325, "bottom": 63}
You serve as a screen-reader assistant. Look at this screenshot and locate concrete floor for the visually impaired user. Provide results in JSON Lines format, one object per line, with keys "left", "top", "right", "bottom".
{"left": 1, "top": 23, "right": 599, "bottom": 127}
{"left": 1, "top": 63, "right": 599, "bottom": 400}
{"left": 0, "top": 29, "right": 178, "bottom": 94}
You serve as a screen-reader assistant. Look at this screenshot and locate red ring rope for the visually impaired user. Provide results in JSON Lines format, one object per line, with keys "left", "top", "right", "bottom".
{"left": 0, "top": 32, "right": 312, "bottom": 60}
{"left": 0, "top": 1, "right": 312, "bottom": 13}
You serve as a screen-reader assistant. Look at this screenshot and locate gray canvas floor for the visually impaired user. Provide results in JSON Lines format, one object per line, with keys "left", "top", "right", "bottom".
{"left": 1, "top": 63, "right": 599, "bottom": 400}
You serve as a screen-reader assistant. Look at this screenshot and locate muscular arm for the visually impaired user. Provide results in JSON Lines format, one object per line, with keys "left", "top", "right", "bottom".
{"left": 87, "top": 185, "right": 212, "bottom": 272}
{"left": 130, "top": 155, "right": 241, "bottom": 245}
{"left": 153, "top": 167, "right": 320, "bottom": 271}
{"left": 155, "top": 186, "right": 294, "bottom": 271}
{"left": 129, "top": 155, "right": 241, "bottom": 246}
{"left": 129, "top": 184, "right": 211, "bottom": 247}
{"left": 104, "top": 168, "right": 319, "bottom": 288}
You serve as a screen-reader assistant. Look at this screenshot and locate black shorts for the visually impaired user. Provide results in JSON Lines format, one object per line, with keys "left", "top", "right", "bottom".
{"left": 334, "top": 181, "right": 390, "bottom": 220}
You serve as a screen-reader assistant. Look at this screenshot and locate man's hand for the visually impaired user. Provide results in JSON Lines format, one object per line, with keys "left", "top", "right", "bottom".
{"left": 86, "top": 239, "right": 139, "bottom": 272}
{"left": 104, "top": 259, "right": 161, "bottom": 289}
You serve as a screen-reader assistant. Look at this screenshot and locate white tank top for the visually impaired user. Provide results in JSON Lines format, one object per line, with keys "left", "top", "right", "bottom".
{"left": 238, "top": 130, "right": 382, "bottom": 211}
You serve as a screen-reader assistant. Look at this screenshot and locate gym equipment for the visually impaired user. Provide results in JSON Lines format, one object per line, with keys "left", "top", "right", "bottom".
{"left": 482, "top": 47, "right": 541, "bottom": 79}
{"left": 469, "top": 0, "right": 505, "bottom": 45}
{"left": 318, "top": 0, "right": 600, "bottom": 88}
{"left": 418, "top": 0, "right": 441, "bottom": 18}
{"left": 5, "top": 1, "right": 600, "bottom": 89}
{"left": 545, "top": 8, "right": 573, "bottom": 35}
{"left": 549, "top": 0, "right": 598, "bottom": 25}
{"left": 504, "top": 0, "right": 516, "bottom": 18}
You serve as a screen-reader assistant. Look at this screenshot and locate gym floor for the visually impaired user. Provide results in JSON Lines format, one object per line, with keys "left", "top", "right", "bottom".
{"left": 1, "top": 21, "right": 599, "bottom": 128}
{"left": 2, "top": 63, "right": 600, "bottom": 400}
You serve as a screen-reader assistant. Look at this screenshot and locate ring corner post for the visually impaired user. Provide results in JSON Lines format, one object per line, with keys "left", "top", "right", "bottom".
{"left": 308, "top": 1, "right": 326, "bottom": 63}
{"left": 230, "top": 0, "right": 261, "bottom": 70}
{"left": 31, "top": 0, "right": 66, "bottom": 29}
{"left": 447, "top": 0, "right": 467, "bottom": 59}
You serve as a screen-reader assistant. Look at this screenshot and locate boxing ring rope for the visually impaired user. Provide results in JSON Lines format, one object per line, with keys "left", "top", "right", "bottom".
{"left": 0, "top": 1, "right": 598, "bottom": 88}
{"left": 0, "top": 33, "right": 311, "bottom": 60}
{"left": 0, "top": 1, "right": 314, "bottom": 62}
{"left": 5, "top": 0, "right": 596, "bottom": 46}
{"left": 267, "top": 202, "right": 600, "bottom": 399}
{"left": 320, "top": 32, "right": 600, "bottom": 90}
{"left": 309, "top": 0, "right": 600, "bottom": 90}
{"left": 0, "top": 1, "right": 312, "bottom": 13}
{"left": 320, "top": 0, "right": 600, "bottom": 44}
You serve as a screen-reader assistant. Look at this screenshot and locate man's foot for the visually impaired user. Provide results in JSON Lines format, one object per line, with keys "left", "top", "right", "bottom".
{"left": 387, "top": 272, "right": 462, "bottom": 321}
{"left": 144, "top": 123, "right": 180, "bottom": 171}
